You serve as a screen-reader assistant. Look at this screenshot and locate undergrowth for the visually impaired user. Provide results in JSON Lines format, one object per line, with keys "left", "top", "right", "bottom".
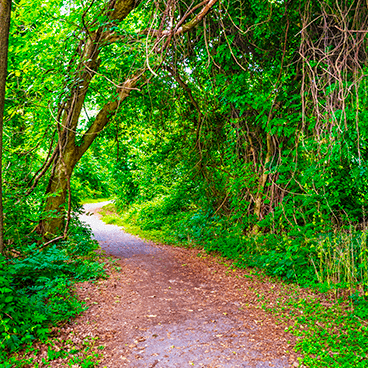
{"left": 0, "top": 217, "right": 106, "bottom": 367}
{"left": 100, "top": 200, "right": 368, "bottom": 368}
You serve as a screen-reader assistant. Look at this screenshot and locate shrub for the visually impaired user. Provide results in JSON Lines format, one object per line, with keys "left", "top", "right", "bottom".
{"left": 0, "top": 218, "right": 105, "bottom": 363}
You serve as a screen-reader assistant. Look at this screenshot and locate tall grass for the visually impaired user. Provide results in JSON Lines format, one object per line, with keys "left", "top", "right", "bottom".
{"left": 310, "top": 232, "right": 368, "bottom": 294}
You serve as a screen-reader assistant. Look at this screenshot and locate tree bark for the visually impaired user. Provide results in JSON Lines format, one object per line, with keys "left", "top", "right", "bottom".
{"left": 41, "top": 157, "right": 74, "bottom": 236}
{"left": 0, "top": 0, "right": 11, "bottom": 254}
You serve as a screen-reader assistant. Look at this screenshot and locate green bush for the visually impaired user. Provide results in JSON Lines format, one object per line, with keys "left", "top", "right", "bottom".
{"left": 0, "top": 218, "right": 105, "bottom": 364}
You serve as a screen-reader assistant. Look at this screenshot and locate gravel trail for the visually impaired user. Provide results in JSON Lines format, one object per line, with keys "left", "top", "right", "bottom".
{"left": 81, "top": 202, "right": 157, "bottom": 258}
{"left": 76, "top": 202, "right": 298, "bottom": 368}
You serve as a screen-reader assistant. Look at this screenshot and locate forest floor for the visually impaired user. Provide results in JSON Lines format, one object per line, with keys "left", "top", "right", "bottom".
{"left": 27, "top": 203, "right": 304, "bottom": 368}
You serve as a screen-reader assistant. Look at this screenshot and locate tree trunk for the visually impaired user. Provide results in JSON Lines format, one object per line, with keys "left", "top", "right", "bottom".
{"left": 40, "top": 155, "right": 76, "bottom": 237}
{"left": 40, "top": 76, "right": 138, "bottom": 237}
{"left": 0, "top": 0, "right": 11, "bottom": 254}
{"left": 252, "top": 133, "right": 273, "bottom": 235}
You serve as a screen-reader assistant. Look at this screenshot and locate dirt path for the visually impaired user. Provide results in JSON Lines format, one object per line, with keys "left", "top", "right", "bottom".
{"left": 71, "top": 203, "right": 301, "bottom": 367}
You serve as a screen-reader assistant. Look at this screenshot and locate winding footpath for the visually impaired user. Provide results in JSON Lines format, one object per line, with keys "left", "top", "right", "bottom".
{"left": 74, "top": 202, "right": 301, "bottom": 367}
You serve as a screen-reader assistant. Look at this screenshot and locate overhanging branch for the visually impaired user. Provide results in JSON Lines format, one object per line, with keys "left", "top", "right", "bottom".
{"left": 140, "top": 0, "right": 218, "bottom": 37}
{"left": 76, "top": 74, "right": 140, "bottom": 160}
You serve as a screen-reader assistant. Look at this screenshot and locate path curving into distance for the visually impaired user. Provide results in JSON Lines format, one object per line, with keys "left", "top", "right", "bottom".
{"left": 81, "top": 202, "right": 157, "bottom": 258}
{"left": 78, "top": 202, "right": 298, "bottom": 368}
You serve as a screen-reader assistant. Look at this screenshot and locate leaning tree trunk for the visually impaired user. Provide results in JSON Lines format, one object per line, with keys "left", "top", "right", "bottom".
{"left": 252, "top": 132, "right": 274, "bottom": 235}
{"left": 0, "top": 0, "right": 12, "bottom": 253}
{"left": 41, "top": 154, "right": 76, "bottom": 237}
{"left": 37, "top": 0, "right": 139, "bottom": 238}
{"left": 39, "top": 77, "right": 138, "bottom": 238}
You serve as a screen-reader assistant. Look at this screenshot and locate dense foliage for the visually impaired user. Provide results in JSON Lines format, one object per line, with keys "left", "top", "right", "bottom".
{"left": 0, "top": 216, "right": 105, "bottom": 366}
{"left": 100, "top": 0, "right": 368, "bottom": 292}
{"left": 1, "top": 0, "right": 368, "bottom": 366}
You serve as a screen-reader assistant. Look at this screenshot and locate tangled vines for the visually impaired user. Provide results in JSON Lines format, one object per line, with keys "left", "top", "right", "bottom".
{"left": 300, "top": 0, "right": 368, "bottom": 146}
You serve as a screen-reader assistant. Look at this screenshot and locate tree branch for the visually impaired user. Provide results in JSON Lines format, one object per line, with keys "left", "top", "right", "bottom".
{"left": 140, "top": 0, "right": 218, "bottom": 37}
{"left": 165, "top": 66, "right": 202, "bottom": 116}
{"left": 76, "top": 75, "right": 140, "bottom": 160}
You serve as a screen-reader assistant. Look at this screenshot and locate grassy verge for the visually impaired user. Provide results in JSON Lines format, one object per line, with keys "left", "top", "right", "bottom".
{"left": 99, "top": 203, "right": 368, "bottom": 368}
{"left": 98, "top": 203, "right": 177, "bottom": 244}
{"left": 257, "top": 281, "right": 368, "bottom": 367}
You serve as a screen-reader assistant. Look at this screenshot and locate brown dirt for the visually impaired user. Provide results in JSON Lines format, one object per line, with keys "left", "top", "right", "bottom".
{"left": 20, "top": 206, "right": 305, "bottom": 367}
{"left": 62, "top": 234, "right": 302, "bottom": 366}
